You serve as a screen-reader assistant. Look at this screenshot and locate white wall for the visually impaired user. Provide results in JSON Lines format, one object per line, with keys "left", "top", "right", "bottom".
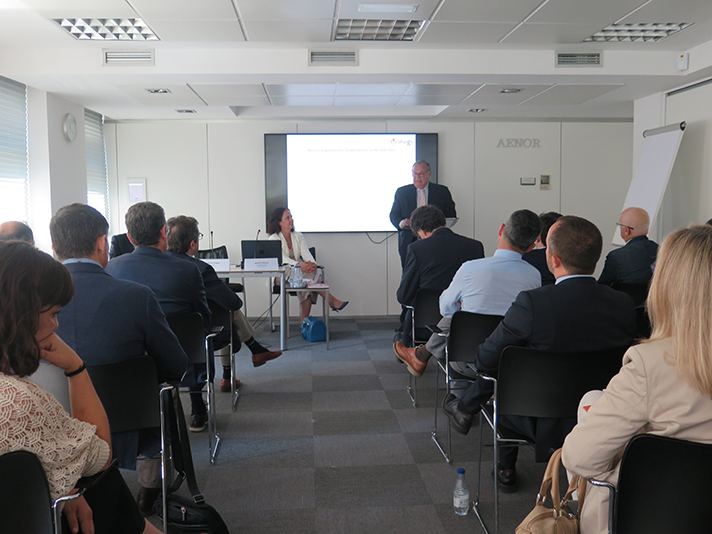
{"left": 108, "top": 119, "right": 633, "bottom": 317}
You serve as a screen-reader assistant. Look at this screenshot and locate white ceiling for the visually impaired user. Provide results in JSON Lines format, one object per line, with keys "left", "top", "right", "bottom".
{"left": 2, "top": 0, "right": 712, "bottom": 121}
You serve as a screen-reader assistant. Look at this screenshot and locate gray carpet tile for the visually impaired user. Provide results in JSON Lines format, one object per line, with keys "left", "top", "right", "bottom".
{"left": 313, "top": 390, "right": 392, "bottom": 412}
{"left": 217, "top": 436, "right": 316, "bottom": 468}
{"left": 236, "top": 391, "right": 314, "bottom": 412}
{"left": 230, "top": 410, "right": 315, "bottom": 437}
{"left": 311, "top": 349, "right": 372, "bottom": 362}
{"left": 224, "top": 509, "right": 317, "bottom": 534}
{"left": 314, "top": 433, "right": 414, "bottom": 467}
{"left": 316, "top": 505, "right": 447, "bottom": 534}
{"left": 313, "top": 374, "right": 384, "bottom": 392}
{"left": 313, "top": 410, "right": 402, "bottom": 436}
{"left": 311, "top": 360, "right": 378, "bottom": 376}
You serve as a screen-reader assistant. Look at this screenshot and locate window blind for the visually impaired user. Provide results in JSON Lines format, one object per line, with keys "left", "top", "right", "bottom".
{"left": 0, "top": 76, "right": 29, "bottom": 224}
{"left": 85, "top": 108, "right": 110, "bottom": 224}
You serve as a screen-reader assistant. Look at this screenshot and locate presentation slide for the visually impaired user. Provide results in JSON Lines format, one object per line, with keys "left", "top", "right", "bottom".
{"left": 286, "top": 134, "right": 417, "bottom": 232}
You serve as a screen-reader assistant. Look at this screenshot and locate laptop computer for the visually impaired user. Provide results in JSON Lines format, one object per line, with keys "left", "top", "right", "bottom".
{"left": 240, "top": 240, "right": 282, "bottom": 268}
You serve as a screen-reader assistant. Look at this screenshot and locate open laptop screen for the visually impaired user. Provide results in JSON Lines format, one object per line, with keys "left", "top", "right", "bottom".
{"left": 241, "top": 240, "right": 282, "bottom": 267}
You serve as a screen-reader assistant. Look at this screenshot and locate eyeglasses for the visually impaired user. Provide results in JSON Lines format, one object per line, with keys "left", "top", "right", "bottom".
{"left": 616, "top": 222, "right": 634, "bottom": 231}
{"left": 412, "top": 171, "right": 429, "bottom": 177}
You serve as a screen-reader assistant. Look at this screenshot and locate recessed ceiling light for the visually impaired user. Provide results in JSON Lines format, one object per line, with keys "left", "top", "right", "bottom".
{"left": 53, "top": 18, "right": 159, "bottom": 41}
{"left": 467, "top": 108, "right": 487, "bottom": 113}
{"left": 499, "top": 88, "right": 522, "bottom": 94}
{"left": 146, "top": 88, "right": 171, "bottom": 94}
{"left": 335, "top": 19, "right": 424, "bottom": 41}
{"left": 175, "top": 109, "right": 196, "bottom": 114}
{"left": 583, "top": 22, "right": 692, "bottom": 43}
{"left": 358, "top": 4, "right": 418, "bottom": 13}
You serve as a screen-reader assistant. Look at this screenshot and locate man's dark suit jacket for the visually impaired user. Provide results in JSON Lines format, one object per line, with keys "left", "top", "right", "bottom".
{"left": 109, "top": 233, "right": 134, "bottom": 259}
{"left": 598, "top": 235, "right": 659, "bottom": 285}
{"left": 389, "top": 182, "right": 457, "bottom": 267}
{"left": 522, "top": 247, "right": 555, "bottom": 286}
{"left": 106, "top": 246, "right": 211, "bottom": 329}
{"left": 461, "top": 276, "right": 637, "bottom": 460}
{"left": 55, "top": 261, "right": 187, "bottom": 468}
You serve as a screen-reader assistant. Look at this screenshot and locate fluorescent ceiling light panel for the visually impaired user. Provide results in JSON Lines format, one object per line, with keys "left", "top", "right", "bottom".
{"left": 53, "top": 18, "right": 159, "bottom": 41}
{"left": 358, "top": 4, "right": 418, "bottom": 13}
{"left": 583, "top": 23, "right": 692, "bottom": 43}
{"left": 335, "top": 19, "right": 423, "bottom": 40}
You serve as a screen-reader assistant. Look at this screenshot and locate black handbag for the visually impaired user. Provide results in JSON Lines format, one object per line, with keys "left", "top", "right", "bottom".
{"left": 154, "top": 389, "right": 229, "bottom": 534}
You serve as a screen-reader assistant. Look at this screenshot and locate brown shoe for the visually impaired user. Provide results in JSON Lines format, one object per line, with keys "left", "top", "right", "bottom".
{"left": 252, "top": 349, "right": 282, "bottom": 367}
{"left": 137, "top": 486, "right": 161, "bottom": 516}
{"left": 393, "top": 342, "right": 427, "bottom": 377}
{"left": 220, "top": 378, "right": 242, "bottom": 392}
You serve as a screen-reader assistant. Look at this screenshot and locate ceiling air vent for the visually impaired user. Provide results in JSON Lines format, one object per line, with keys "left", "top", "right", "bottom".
{"left": 309, "top": 50, "right": 358, "bottom": 66}
{"left": 103, "top": 49, "right": 155, "bottom": 66}
{"left": 556, "top": 52, "right": 602, "bottom": 67}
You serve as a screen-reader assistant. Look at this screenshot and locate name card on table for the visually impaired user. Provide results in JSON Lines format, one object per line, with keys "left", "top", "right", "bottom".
{"left": 244, "top": 257, "right": 279, "bottom": 271}
{"left": 202, "top": 258, "right": 229, "bottom": 271}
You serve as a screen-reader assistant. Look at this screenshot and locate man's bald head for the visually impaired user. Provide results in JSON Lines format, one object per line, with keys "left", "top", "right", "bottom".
{"left": 618, "top": 207, "right": 650, "bottom": 242}
{"left": 0, "top": 221, "right": 34, "bottom": 245}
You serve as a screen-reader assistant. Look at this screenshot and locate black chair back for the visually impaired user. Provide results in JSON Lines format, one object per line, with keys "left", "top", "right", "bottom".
{"left": 448, "top": 312, "right": 503, "bottom": 363}
{"left": 611, "top": 282, "right": 649, "bottom": 308}
{"left": 412, "top": 288, "right": 442, "bottom": 344}
{"left": 167, "top": 312, "right": 206, "bottom": 365}
{"left": 0, "top": 451, "right": 54, "bottom": 534}
{"left": 497, "top": 345, "right": 628, "bottom": 418}
{"left": 196, "top": 245, "right": 228, "bottom": 260}
{"left": 86, "top": 356, "right": 160, "bottom": 434}
{"left": 615, "top": 434, "right": 712, "bottom": 534}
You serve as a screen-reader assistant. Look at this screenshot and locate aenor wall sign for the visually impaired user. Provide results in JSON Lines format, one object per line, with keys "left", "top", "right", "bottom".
{"left": 496, "top": 138, "right": 541, "bottom": 148}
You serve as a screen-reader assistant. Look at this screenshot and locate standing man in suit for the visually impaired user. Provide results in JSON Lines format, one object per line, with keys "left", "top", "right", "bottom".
{"left": 598, "top": 207, "right": 658, "bottom": 285}
{"left": 442, "top": 216, "right": 637, "bottom": 492}
{"left": 390, "top": 160, "right": 457, "bottom": 269}
{"left": 50, "top": 203, "right": 187, "bottom": 515}
{"left": 166, "top": 215, "right": 282, "bottom": 392}
{"left": 395, "top": 205, "right": 484, "bottom": 347}
{"left": 394, "top": 209, "right": 542, "bottom": 376}
{"left": 106, "top": 201, "right": 213, "bottom": 432}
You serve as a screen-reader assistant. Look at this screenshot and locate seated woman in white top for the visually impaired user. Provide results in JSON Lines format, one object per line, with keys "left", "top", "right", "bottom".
{"left": 562, "top": 225, "right": 712, "bottom": 534}
{"left": 267, "top": 207, "right": 348, "bottom": 321}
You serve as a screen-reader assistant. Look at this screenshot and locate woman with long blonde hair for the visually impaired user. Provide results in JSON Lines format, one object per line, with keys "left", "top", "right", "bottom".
{"left": 562, "top": 224, "right": 712, "bottom": 534}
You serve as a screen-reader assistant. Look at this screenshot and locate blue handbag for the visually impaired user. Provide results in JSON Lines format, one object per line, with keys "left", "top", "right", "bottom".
{"left": 301, "top": 316, "right": 326, "bottom": 342}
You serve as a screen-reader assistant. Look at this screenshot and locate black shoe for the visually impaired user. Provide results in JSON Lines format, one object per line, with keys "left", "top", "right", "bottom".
{"left": 492, "top": 467, "right": 519, "bottom": 493}
{"left": 442, "top": 394, "right": 473, "bottom": 435}
{"left": 189, "top": 413, "right": 208, "bottom": 432}
{"left": 137, "top": 486, "right": 161, "bottom": 516}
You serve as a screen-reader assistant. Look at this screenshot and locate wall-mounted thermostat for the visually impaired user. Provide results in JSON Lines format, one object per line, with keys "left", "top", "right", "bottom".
{"left": 540, "top": 174, "right": 551, "bottom": 190}
{"left": 520, "top": 177, "right": 536, "bottom": 186}
{"left": 677, "top": 53, "right": 689, "bottom": 71}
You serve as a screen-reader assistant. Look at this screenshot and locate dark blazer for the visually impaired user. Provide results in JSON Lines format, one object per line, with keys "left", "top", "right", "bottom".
{"left": 461, "top": 276, "right": 637, "bottom": 459}
{"left": 109, "top": 233, "right": 134, "bottom": 259}
{"left": 598, "top": 235, "right": 659, "bottom": 285}
{"left": 396, "top": 227, "right": 484, "bottom": 306}
{"left": 106, "top": 246, "right": 211, "bottom": 329}
{"left": 389, "top": 182, "right": 457, "bottom": 267}
{"left": 522, "top": 247, "right": 555, "bottom": 286}
{"left": 167, "top": 251, "right": 242, "bottom": 312}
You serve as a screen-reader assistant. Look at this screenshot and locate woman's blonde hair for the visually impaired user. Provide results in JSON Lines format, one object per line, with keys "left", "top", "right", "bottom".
{"left": 648, "top": 225, "right": 712, "bottom": 396}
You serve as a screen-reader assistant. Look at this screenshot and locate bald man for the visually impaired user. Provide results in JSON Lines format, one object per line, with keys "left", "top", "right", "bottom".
{"left": 0, "top": 221, "right": 34, "bottom": 244}
{"left": 598, "top": 207, "right": 658, "bottom": 285}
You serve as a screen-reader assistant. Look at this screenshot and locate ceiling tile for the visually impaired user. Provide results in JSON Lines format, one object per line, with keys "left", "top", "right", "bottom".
{"left": 336, "top": 83, "right": 410, "bottom": 96}
{"left": 519, "top": 84, "right": 624, "bottom": 105}
{"left": 203, "top": 95, "right": 270, "bottom": 106}
{"left": 335, "top": 95, "right": 401, "bottom": 105}
{"left": 405, "top": 84, "right": 482, "bottom": 97}
{"left": 147, "top": 20, "right": 244, "bottom": 41}
{"left": 26, "top": 0, "right": 130, "bottom": 11}
{"left": 265, "top": 84, "right": 337, "bottom": 96}
{"left": 530, "top": 0, "right": 646, "bottom": 25}
{"left": 398, "top": 95, "right": 464, "bottom": 105}
{"left": 114, "top": 84, "right": 206, "bottom": 106}
{"left": 270, "top": 96, "right": 335, "bottom": 106}
{"left": 336, "top": 0, "right": 440, "bottom": 19}
{"left": 417, "top": 21, "right": 515, "bottom": 43}
{"left": 242, "top": 20, "right": 333, "bottom": 41}
{"left": 130, "top": 0, "right": 237, "bottom": 20}
{"left": 236, "top": 0, "right": 336, "bottom": 20}
{"left": 504, "top": 22, "right": 604, "bottom": 44}
{"left": 461, "top": 84, "right": 553, "bottom": 106}
{"left": 620, "top": 0, "right": 712, "bottom": 22}
{"left": 434, "top": 0, "right": 543, "bottom": 23}
{"left": 189, "top": 84, "right": 267, "bottom": 105}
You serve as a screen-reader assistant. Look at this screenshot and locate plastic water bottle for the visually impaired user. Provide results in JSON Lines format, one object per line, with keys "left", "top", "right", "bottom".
{"left": 293, "top": 265, "right": 302, "bottom": 287}
{"left": 453, "top": 468, "right": 470, "bottom": 516}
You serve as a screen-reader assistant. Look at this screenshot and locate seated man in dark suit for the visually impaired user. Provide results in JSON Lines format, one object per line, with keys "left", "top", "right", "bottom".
{"left": 394, "top": 209, "right": 542, "bottom": 377}
{"left": 0, "top": 220, "right": 34, "bottom": 244}
{"left": 109, "top": 232, "right": 134, "bottom": 259}
{"left": 51, "top": 203, "right": 187, "bottom": 515}
{"left": 443, "top": 216, "right": 637, "bottom": 492}
{"left": 106, "top": 201, "right": 212, "bottom": 433}
{"left": 166, "top": 215, "right": 282, "bottom": 391}
{"left": 598, "top": 207, "right": 658, "bottom": 285}
{"left": 522, "top": 211, "right": 561, "bottom": 286}
{"left": 395, "top": 205, "right": 484, "bottom": 348}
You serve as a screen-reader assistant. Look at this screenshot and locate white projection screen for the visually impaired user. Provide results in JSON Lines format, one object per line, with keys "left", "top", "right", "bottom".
{"left": 264, "top": 133, "right": 438, "bottom": 233}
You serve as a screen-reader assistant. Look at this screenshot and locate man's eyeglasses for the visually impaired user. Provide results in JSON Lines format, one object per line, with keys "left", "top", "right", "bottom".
{"left": 412, "top": 171, "right": 429, "bottom": 177}
{"left": 616, "top": 222, "right": 634, "bottom": 231}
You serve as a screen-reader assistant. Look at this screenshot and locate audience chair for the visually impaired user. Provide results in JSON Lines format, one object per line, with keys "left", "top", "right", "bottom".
{"left": 167, "top": 312, "right": 222, "bottom": 464}
{"left": 611, "top": 282, "right": 651, "bottom": 338}
{"left": 270, "top": 246, "right": 321, "bottom": 332}
{"left": 197, "top": 245, "right": 247, "bottom": 314}
{"left": 30, "top": 361, "right": 71, "bottom": 413}
{"left": 0, "top": 451, "right": 117, "bottom": 534}
{"left": 473, "top": 345, "right": 629, "bottom": 534}
{"left": 588, "top": 434, "right": 712, "bottom": 534}
{"left": 431, "top": 312, "right": 503, "bottom": 463}
{"left": 209, "top": 301, "right": 239, "bottom": 411}
{"left": 403, "top": 288, "right": 442, "bottom": 407}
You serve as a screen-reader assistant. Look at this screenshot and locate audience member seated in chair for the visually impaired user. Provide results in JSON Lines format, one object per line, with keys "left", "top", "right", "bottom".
{"left": 522, "top": 211, "right": 562, "bottom": 286}
{"left": 166, "top": 215, "right": 282, "bottom": 392}
{"left": 442, "top": 216, "right": 637, "bottom": 492}
{"left": 50, "top": 203, "right": 188, "bottom": 516}
{"left": 563, "top": 224, "right": 712, "bottom": 534}
{"left": 394, "top": 209, "right": 541, "bottom": 376}
{"left": 394, "top": 205, "right": 484, "bottom": 349}
{"left": 106, "top": 201, "right": 213, "bottom": 434}
{"left": 0, "top": 220, "right": 34, "bottom": 244}
{"left": 109, "top": 232, "right": 135, "bottom": 259}
{"left": 0, "top": 241, "right": 163, "bottom": 534}
{"left": 267, "top": 207, "right": 348, "bottom": 321}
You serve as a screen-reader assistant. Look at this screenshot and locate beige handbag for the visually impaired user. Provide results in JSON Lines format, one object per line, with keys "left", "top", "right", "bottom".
{"left": 515, "top": 448, "right": 587, "bottom": 534}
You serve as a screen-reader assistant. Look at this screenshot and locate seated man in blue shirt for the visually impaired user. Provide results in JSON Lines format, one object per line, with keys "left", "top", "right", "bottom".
{"left": 394, "top": 209, "right": 542, "bottom": 377}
